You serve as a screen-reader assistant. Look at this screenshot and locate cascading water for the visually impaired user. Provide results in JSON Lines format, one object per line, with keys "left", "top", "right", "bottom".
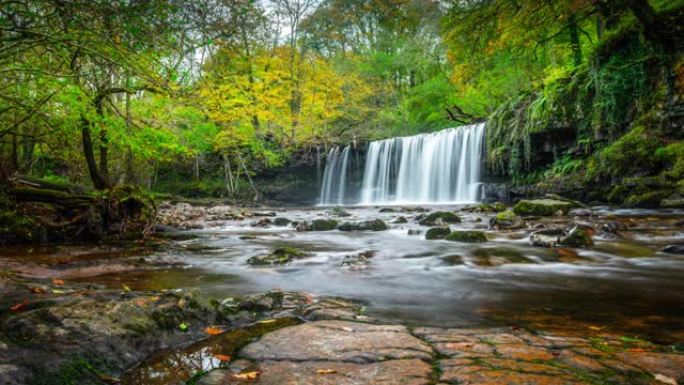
{"left": 319, "top": 145, "right": 351, "bottom": 205}
{"left": 319, "top": 123, "right": 485, "bottom": 205}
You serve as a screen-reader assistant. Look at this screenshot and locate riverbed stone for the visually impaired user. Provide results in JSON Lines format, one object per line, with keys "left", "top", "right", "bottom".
{"left": 513, "top": 199, "right": 576, "bottom": 216}
{"left": 530, "top": 228, "right": 565, "bottom": 247}
{"left": 297, "top": 219, "right": 338, "bottom": 231}
{"left": 559, "top": 227, "right": 594, "bottom": 248}
{"left": 239, "top": 320, "right": 433, "bottom": 363}
{"left": 338, "top": 219, "right": 388, "bottom": 231}
{"left": 489, "top": 209, "right": 526, "bottom": 229}
{"left": 661, "top": 244, "right": 684, "bottom": 254}
{"left": 445, "top": 230, "right": 487, "bottom": 243}
{"left": 273, "top": 217, "right": 291, "bottom": 226}
{"left": 247, "top": 247, "right": 309, "bottom": 266}
{"left": 418, "top": 211, "right": 461, "bottom": 226}
{"left": 425, "top": 227, "right": 451, "bottom": 240}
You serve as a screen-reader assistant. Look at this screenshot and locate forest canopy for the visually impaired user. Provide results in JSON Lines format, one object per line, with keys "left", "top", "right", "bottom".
{"left": 0, "top": 0, "right": 681, "bottom": 195}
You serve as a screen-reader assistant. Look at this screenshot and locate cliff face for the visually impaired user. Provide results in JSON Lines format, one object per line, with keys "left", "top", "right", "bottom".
{"left": 485, "top": 18, "right": 684, "bottom": 207}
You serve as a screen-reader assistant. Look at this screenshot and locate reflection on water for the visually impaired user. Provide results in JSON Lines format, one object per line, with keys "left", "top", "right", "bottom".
{"left": 122, "top": 318, "right": 299, "bottom": 385}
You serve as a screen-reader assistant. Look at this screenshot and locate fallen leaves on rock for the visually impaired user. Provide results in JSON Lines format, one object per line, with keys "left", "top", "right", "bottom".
{"left": 204, "top": 326, "right": 224, "bottom": 335}
{"left": 10, "top": 300, "right": 28, "bottom": 311}
{"left": 214, "top": 354, "right": 232, "bottom": 362}
{"left": 231, "top": 371, "right": 260, "bottom": 381}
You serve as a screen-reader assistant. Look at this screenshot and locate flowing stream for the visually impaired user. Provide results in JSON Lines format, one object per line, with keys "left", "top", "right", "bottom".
{"left": 320, "top": 123, "right": 486, "bottom": 205}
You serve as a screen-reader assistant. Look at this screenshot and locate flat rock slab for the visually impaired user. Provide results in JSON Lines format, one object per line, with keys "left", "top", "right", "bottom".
{"left": 240, "top": 320, "right": 433, "bottom": 363}
{"left": 207, "top": 359, "right": 432, "bottom": 385}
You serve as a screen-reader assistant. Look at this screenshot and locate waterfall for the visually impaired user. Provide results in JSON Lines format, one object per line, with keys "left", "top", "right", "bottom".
{"left": 319, "top": 123, "right": 485, "bottom": 205}
{"left": 319, "top": 146, "right": 351, "bottom": 205}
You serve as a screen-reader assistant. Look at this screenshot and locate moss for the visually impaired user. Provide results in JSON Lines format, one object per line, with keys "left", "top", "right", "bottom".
{"left": 513, "top": 199, "right": 575, "bottom": 216}
{"left": 624, "top": 190, "right": 672, "bottom": 208}
{"left": 445, "top": 230, "right": 487, "bottom": 243}
{"left": 425, "top": 227, "right": 451, "bottom": 240}
{"left": 308, "top": 219, "right": 338, "bottom": 231}
{"left": 419, "top": 211, "right": 461, "bottom": 226}
{"left": 591, "top": 126, "right": 665, "bottom": 180}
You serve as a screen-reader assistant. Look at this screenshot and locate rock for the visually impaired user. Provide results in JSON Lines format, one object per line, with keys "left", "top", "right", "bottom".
{"left": 418, "top": 211, "right": 461, "bottom": 226}
{"left": 240, "top": 320, "right": 433, "bottom": 363}
{"left": 462, "top": 202, "right": 507, "bottom": 213}
{"left": 251, "top": 218, "right": 272, "bottom": 227}
{"left": 408, "top": 229, "right": 423, "bottom": 235}
{"left": 393, "top": 216, "right": 408, "bottom": 224}
{"left": 338, "top": 219, "right": 388, "bottom": 231}
{"left": 489, "top": 210, "right": 525, "bottom": 229}
{"left": 297, "top": 219, "right": 338, "bottom": 231}
{"left": 379, "top": 207, "right": 396, "bottom": 213}
{"left": 513, "top": 199, "right": 576, "bottom": 216}
{"left": 530, "top": 228, "right": 566, "bottom": 247}
{"left": 441, "top": 254, "right": 464, "bottom": 265}
{"left": 247, "top": 247, "right": 309, "bottom": 266}
{"left": 559, "top": 227, "right": 594, "bottom": 248}
{"left": 569, "top": 208, "right": 593, "bottom": 217}
{"left": 544, "top": 193, "right": 587, "bottom": 208}
{"left": 472, "top": 247, "right": 531, "bottom": 266}
{"left": 661, "top": 244, "right": 684, "bottom": 254}
{"left": 273, "top": 217, "right": 291, "bottom": 227}
{"left": 254, "top": 211, "right": 277, "bottom": 217}
{"left": 425, "top": 227, "right": 451, "bottom": 240}
{"left": 445, "top": 231, "right": 487, "bottom": 243}
{"left": 341, "top": 251, "right": 374, "bottom": 269}
{"left": 601, "top": 220, "right": 628, "bottom": 234}
{"left": 330, "top": 207, "right": 352, "bottom": 217}
{"left": 401, "top": 206, "right": 429, "bottom": 213}
{"left": 221, "top": 359, "right": 432, "bottom": 385}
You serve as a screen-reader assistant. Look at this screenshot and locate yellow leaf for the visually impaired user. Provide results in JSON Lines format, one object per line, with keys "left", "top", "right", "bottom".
{"left": 231, "top": 371, "right": 260, "bottom": 380}
{"left": 316, "top": 369, "right": 337, "bottom": 374}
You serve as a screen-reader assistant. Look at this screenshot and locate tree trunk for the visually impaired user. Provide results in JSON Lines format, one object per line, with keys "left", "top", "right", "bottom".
{"left": 568, "top": 13, "right": 582, "bottom": 66}
{"left": 81, "top": 117, "right": 109, "bottom": 190}
{"left": 124, "top": 90, "right": 135, "bottom": 185}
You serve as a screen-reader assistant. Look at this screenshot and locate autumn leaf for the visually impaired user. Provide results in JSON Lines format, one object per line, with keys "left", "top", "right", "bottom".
{"left": 204, "top": 326, "right": 224, "bottom": 335}
{"left": 52, "top": 278, "right": 64, "bottom": 286}
{"left": 179, "top": 322, "right": 188, "bottom": 331}
{"left": 231, "top": 371, "right": 260, "bottom": 380}
{"left": 214, "top": 354, "right": 232, "bottom": 362}
{"left": 29, "top": 287, "right": 46, "bottom": 294}
{"left": 122, "top": 285, "right": 132, "bottom": 292}
{"left": 10, "top": 300, "right": 28, "bottom": 312}
{"left": 316, "top": 369, "right": 337, "bottom": 374}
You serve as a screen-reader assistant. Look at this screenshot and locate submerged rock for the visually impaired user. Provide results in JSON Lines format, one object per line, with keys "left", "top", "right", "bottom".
{"left": 393, "top": 216, "right": 408, "bottom": 224}
{"left": 513, "top": 199, "right": 576, "bottom": 216}
{"left": 419, "top": 211, "right": 461, "bottom": 226}
{"left": 489, "top": 210, "right": 525, "bottom": 229}
{"left": 441, "top": 254, "right": 464, "bottom": 265}
{"left": 445, "top": 230, "right": 487, "bottom": 243}
{"left": 378, "top": 207, "right": 397, "bottom": 213}
{"left": 338, "top": 219, "right": 388, "bottom": 231}
{"left": 296, "top": 219, "right": 338, "bottom": 231}
{"left": 472, "top": 247, "right": 531, "bottom": 266}
{"left": 247, "top": 247, "right": 309, "bottom": 266}
{"left": 529, "top": 228, "right": 565, "bottom": 247}
{"left": 425, "top": 227, "right": 451, "bottom": 240}
{"left": 407, "top": 229, "right": 423, "bottom": 235}
{"left": 251, "top": 218, "right": 272, "bottom": 227}
{"left": 341, "top": 251, "right": 375, "bottom": 269}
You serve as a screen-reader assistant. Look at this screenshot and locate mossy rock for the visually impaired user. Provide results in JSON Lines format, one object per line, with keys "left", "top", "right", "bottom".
{"left": 625, "top": 190, "right": 672, "bottom": 208}
{"left": 338, "top": 219, "right": 388, "bottom": 231}
{"left": 425, "top": 227, "right": 451, "bottom": 240}
{"left": 419, "top": 211, "right": 461, "bottom": 226}
{"left": 297, "top": 219, "right": 338, "bottom": 231}
{"left": 445, "top": 230, "right": 487, "bottom": 243}
{"left": 513, "top": 199, "right": 576, "bottom": 216}
{"left": 247, "top": 247, "right": 309, "bottom": 266}
{"left": 661, "top": 194, "right": 684, "bottom": 208}
{"left": 489, "top": 210, "right": 525, "bottom": 229}
{"left": 462, "top": 202, "right": 506, "bottom": 213}
{"left": 273, "top": 217, "right": 292, "bottom": 226}
{"left": 441, "top": 254, "right": 464, "bottom": 265}
{"left": 559, "top": 228, "right": 594, "bottom": 248}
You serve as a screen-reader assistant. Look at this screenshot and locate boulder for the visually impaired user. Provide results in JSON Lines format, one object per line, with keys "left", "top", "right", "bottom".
{"left": 338, "top": 219, "right": 388, "bottom": 231}
{"left": 247, "top": 247, "right": 309, "bottom": 266}
{"left": 559, "top": 227, "right": 594, "bottom": 248}
{"left": 425, "top": 227, "right": 451, "bottom": 240}
{"left": 529, "top": 228, "right": 566, "bottom": 247}
{"left": 393, "top": 216, "right": 408, "bottom": 224}
{"left": 445, "top": 230, "right": 487, "bottom": 243}
{"left": 489, "top": 210, "right": 525, "bottom": 229}
{"left": 297, "top": 219, "right": 338, "bottom": 231}
{"left": 419, "top": 211, "right": 461, "bottom": 226}
{"left": 513, "top": 199, "right": 576, "bottom": 216}
{"left": 273, "top": 217, "right": 292, "bottom": 227}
